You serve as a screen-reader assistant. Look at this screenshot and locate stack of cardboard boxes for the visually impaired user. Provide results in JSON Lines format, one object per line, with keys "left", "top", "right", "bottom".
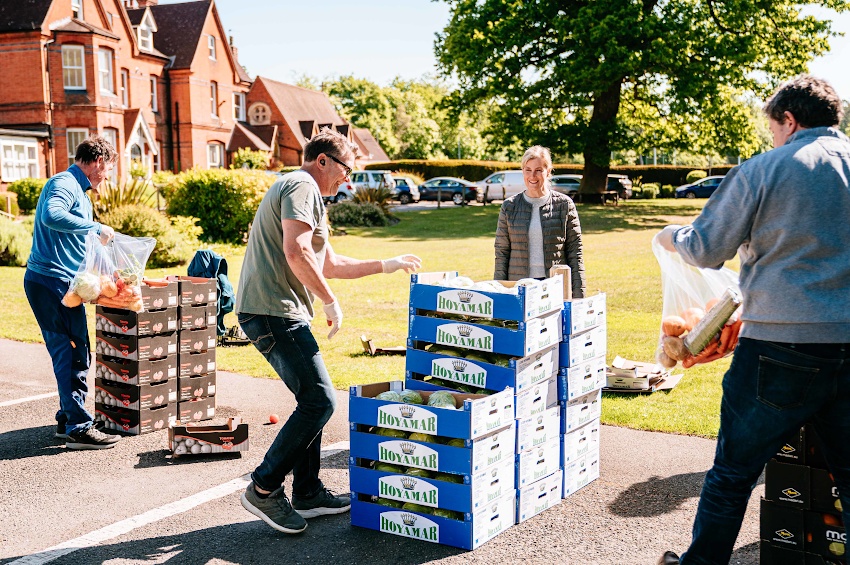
{"left": 761, "top": 425, "right": 846, "bottom": 564}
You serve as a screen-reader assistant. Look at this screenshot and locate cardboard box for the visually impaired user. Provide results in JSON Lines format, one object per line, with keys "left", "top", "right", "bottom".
{"left": 166, "top": 275, "right": 217, "bottom": 306}
{"left": 350, "top": 490, "right": 516, "bottom": 550}
{"left": 516, "top": 405, "right": 560, "bottom": 453}
{"left": 177, "top": 397, "right": 216, "bottom": 423}
{"left": 95, "top": 306, "right": 178, "bottom": 336}
{"left": 806, "top": 424, "right": 830, "bottom": 470}
{"left": 766, "top": 459, "right": 811, "bottom": 509}
{"left": 761, "top": 498, "right": 806, "bottom": 551}
{"left": 409, "top": 271, "right": 564, "bottom": 322}
{"left": 349, "top": 423, "right": 516, "bottom": 476}
{"left": 94, "top": 377, "right": 176, "bottom": 410}
{"left": 559, "top": 325, "right": 607, "bottom": 368}
{"left": 178, "top": 326, "right": 217, "bottom": 355}
{"left": 94, "top": 403, "right": 176, "bottom": 435}
{"left": 562, "top": 293, "right": 606, "bottom": 336}
{"left": 516, "top": 469, "right": 563, "bottom": 523}
{"left": 776, "top": 427, "right": 806, "bottom": 465}
{"left": 805, "top": 511, "right": 847, "bottom": 562}
{"left": 349, "top": 457, "right": 515, "bottom": 515}
{"left": 558, "top": 355, "right": 606, "bottom": 401}
{"left": 169, "top": 417, "right": 248, "bottom": 455}
{"left": 561, "top": 388, "right": 602, "bottom": 433}
{"left": 405, "top": 343, "right": 558, "bottom": 394}
{"left": 515, "top": 436, "right": 561, "bottom": 488}
{"left": 563, "top": 448, "right": 600, "bottom": 497}
{"left": 95, "top": 354, "right": 177, "bottom": 385}
{"left": 178, "top": 349, "right": 216, "bottom": 377}
{"left": 349, "top": 382, "right": 514, "bottom": 441}
{"left": 177, "top": 373, "right": 216, "bottom": 401}
{"left": 812, "top": 467, "right": 844, "bottom": 516}
{"left": 95, "top": 330, "right": 178, "bottom": 361}
{"left": 140, "top": 278, "right": 179, "bottom": 311}
{"left": 605, "top": 356, "right": 670, "bottom": 391}
{"left": 408, "top": 311, "right": 562, "bottom": 358}
{"left": 561, "top": 418, "right": 600, "bottom": 466}
{"left": 514, "top": 376, "right": 557, "bottom": 420}
{"left": 759, "top": 541, "right": 844, "bottom": 565}
{"left": 178, "top": 303, "right": 217, "bottom": 331}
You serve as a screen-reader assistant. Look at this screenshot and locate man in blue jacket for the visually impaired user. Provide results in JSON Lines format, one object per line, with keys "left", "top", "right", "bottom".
{"left": 25, "top": 135, "right": 121, "bottom": 450}
{"left": 656, "top": 76, "right": 850, "bottom": 564}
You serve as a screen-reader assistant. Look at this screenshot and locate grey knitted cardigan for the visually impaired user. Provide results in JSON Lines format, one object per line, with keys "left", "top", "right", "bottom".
{"left": 494, "top": 191, "right": 586, "bottom": 298}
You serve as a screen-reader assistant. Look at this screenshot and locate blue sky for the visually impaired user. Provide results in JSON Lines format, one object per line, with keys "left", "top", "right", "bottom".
{"left": 169, "top": 0, "right": 850, "bottom": 99}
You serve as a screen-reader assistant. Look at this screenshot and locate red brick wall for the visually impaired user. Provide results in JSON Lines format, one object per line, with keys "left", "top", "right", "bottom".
{"left": 246, "top": 79, "right": 303, "bottom": 166}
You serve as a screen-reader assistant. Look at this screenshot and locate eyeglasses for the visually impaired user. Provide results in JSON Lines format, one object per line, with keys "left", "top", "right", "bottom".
{"left": 326, "top": 153, "right": 352, "bottom": 177}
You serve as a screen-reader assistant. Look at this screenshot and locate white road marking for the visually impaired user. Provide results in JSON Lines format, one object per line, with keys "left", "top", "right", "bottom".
{"left": 9, "top": 441, "right": 352, "bottom": 565}
{"left": 0, "top": 392, "right": 58, "bottom": 408}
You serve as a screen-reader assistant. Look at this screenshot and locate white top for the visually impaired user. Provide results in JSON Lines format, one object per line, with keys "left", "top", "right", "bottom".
{"left": 523, "top": 192, "right": 549, "bottom": 278}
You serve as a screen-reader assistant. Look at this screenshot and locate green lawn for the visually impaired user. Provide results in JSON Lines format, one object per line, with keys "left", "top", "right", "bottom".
{"left": 0, "top": 199, "right": 734, "bottom": 438}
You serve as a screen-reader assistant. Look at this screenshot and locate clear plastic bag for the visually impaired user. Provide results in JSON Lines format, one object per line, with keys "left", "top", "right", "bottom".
{"left": 651, "top": 234, "right": 741, "bottom": 368}
{"left": 63, "top": 232, "right": 156, "bottom": 311}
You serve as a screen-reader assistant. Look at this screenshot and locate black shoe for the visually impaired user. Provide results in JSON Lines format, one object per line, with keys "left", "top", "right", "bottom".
{"left": 66, "top": 426, "right": 121, "bottom": 450}
{"left": 55, "top": 423, "right": 69, "bottom": 440}
{"left": 292, "top": 488, "right": 351, "bottom": 518}
{"left": 658, "top": 552, "right": 680, "bottom": 565}
{"left": 241, "top": 484, "right": 308, "bottom": 534}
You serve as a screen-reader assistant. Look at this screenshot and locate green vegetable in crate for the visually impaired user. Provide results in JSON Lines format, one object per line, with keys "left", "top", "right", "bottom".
{"left": 430, "top": 347, "right": 459, "bottom": 357}
{"left": 71, "top": 272, "right": 102, "bottom": 302}
{"left": 432, "top": 508, "right": 463, "bottom": 520}
{"left": 374, "top": 463, "right": 405, "bottom": 473}
{"left": 463, "top": 352, "right": 491, "bottom": 364}
{"left": 399, "top": 389, "right": 423, "bottom": 405}
{"left": 401, "top": 502, "right": 433, "bottom": 514}
{"left": 445, "top": 438, "right": 466, "bottom": 448}
{"left": 492, "top": 355, "right": 511, "bottom": 368}
{"left": 503, "top": 321, "right": 519, "bottom": 330}
{"left": 408, "top": 432, "right": 439, "bottom": 444}
{"left": 376, "top": 391, "right": 402, "bottom": 402}
{"left": 454, "top": 384, "right": 475, "bottom": 393}
{"left": 427, "top": 391, "right": 458, "bottom": 409}
{"left": 404, "top": 467, "right": 432, "bottom": 478}
{"left": 433, "top": 472, "right": 464, "bottom": 484}
{"left": 474, "top": 388, "right": 495, "bottom": 395}
{"left": 374, "top": 427, "right": 408, "bottom": 439}
{"left": 375, "top": 497, "right": 404, "bottom": 508}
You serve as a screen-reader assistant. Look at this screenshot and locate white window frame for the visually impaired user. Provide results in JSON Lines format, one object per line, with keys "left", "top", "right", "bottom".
{"left": 153, "top": 141, "right": 161, "bottom": 172}
{"left": 61, "top": 45, "right": 85, "bottom": 90}
{"left": 101, "top": 128, "right": 119, "bottom": 184}
{"left": 210, "top": 82, "right": 218, "bottom": 117}
{"left": 233, "top": 92, "right": 245, "bottom": 121}
{"left": 208, "top": 35, "right": 216, "bottom": 60}
{"left": 66, "top": 129, "right": 88, "bottom": 168}
{"left": 139, "top": 26, "right": 153, "bottom": 51}
{"left": 106, "top": 12, "right": 113, "bottom": 29}
{"left": 120, "top": 69, "right": 129, "bottom": 107}
{"left": 98, "top": 49, "right": 114, "bottom": 94}
{"left": 207, "top": 143, "right": 222, "bottom": 168}
{"left": 0, "top": 137, "right": 40, "bottom": 183}
{"left": 150, "top": 77, "right": 158, "bottom": 112}
{"left": 71, "top": 0, "right": 83, "bottom": 20}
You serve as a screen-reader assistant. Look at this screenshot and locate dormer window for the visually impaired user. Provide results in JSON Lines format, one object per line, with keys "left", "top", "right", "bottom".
{"left": 71, "top": 0, "right": 83, "bottom": 20}
{"left": 136, "top": 10, "right": 157, "bottom": 52}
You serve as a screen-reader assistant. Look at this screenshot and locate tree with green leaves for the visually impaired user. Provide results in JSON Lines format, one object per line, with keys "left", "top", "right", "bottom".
{"left": 436, "top": 0, "right": 847, "bottom": 193}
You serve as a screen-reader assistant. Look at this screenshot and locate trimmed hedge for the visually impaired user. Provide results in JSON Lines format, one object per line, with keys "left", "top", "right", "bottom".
{"left": 0, "top": 192, "right": 20, "bottom": 217}
{"left": 366, "top": 160, "right": 736, "bottom": 187}
{"left": 7, "top": 178, "right": 46, "bottom": 214}
{"left": 686, "top": 170, "right": 708, "bottom": 184}
{"left": 0, "top": 216, "right": 32, "bottom": 266}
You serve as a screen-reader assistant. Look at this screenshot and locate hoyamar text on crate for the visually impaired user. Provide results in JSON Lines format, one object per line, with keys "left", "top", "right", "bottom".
{"left": 436, "top": 290, "right": 493, "bottom": 318}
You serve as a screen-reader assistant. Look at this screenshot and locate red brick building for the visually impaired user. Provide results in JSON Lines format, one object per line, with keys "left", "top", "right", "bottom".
{"left": 0, "top": 0, "right": 250, "bottom": 189}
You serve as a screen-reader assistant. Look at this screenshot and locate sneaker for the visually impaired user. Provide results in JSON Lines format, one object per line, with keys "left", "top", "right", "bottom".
{"left": 292, "top": 488, "right": 351, "bottom": 519}
{"left": 65, "top": 426, "right": 121, "bottom": 450}
{"left": 241, "top": 484, "right": 307, "bottom": 534}
{"left": 55, "top": 423, "right": 69, "bottom": 440}
{"left": 658, "top": 551, "right": 680, "bottom": 565}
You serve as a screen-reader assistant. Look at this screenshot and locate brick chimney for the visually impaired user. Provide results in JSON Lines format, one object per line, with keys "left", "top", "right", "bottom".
{"left": 229, "top": 35, "right": 238, "bottom": 61}
{"left": 137, "top": 0, "right": 158, "bottom": 6}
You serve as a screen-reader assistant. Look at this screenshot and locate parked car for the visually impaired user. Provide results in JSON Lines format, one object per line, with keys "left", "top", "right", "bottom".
{"left": 390, "top": 176, "right": 420, "bottom": 204}
{"left": 550, "top": 174, "right": 582, "bottom": 197}
{"left": 675, "top": 175, "right": 725, "bottom": 199}
{"left": 418, "top": 177, "right": 478, "bottom": 205}
{"left": 349, "top": 170, "right": 396, "bottom": 192}
{"left": 476, "top": 170, "right": 525, "bottom": 202}
{"left": 323, "top": 182, "right": 356, "bottom": 204}
{"left": 607, "top": 174, "right": 633, "bottom": 199}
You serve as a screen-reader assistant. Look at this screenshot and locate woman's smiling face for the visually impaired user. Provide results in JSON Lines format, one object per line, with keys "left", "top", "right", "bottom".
{"left": 523, "top": 157, "right": 549, "bottom": 193}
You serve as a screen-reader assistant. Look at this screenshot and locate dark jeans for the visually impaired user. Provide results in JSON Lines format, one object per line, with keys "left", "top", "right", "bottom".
{"left": 237, "top": 313, "right": 337, "bottom": 496}
{"left": 23, "top": 269, "right": 93, "bottom": 435}
{"left": 682, "top": 338, "right": 850, "bottom": 565}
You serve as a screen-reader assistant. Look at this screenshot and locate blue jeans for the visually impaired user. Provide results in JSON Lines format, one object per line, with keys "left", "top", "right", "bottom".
{"left": 682, "top": 338, "right": 850, "bottom": 565}
{"left": 237, "top": 314, "right": 337, "bottom": 496}
{"left": 23, "top": 269, "right": 93, "bottom": 435}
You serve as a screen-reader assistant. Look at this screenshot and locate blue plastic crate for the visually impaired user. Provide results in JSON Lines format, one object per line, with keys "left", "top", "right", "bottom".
{"left": 559, "top": 325, "right": 607, "bottom": 368}
{"left": 562, "top": 293, "right": 606, "bottom": 336}
{"left": 515, "top": 436, "right": 562, "bottom": 488}
{"left": 557, "top": 355, "right": 606, "bottom": 402}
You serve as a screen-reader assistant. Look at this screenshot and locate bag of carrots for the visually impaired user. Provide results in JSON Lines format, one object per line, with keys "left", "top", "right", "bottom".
{"left": 651, "top": 233, "right": 743, "bottom": 369}
{"left": 62, "top": 231, "right": 156, "bottom": 312}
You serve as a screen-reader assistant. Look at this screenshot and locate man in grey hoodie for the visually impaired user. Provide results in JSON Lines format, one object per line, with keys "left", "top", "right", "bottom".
{"left": 656, "top": 76, "right": 850, "bottom": 565}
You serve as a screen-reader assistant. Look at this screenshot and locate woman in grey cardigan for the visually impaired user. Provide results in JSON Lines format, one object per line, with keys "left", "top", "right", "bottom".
{"left": 494, "top": 146, "right": 586, "bottom": 298}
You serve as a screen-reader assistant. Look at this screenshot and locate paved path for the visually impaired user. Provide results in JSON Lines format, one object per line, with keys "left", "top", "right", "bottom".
{"left": 0, "top": 339, "right": 762, "bottom": 565}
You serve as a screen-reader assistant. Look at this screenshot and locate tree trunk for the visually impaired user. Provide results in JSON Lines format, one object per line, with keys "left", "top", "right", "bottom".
{"left": 580, "top": 79, "right": 624, "bottom": 195}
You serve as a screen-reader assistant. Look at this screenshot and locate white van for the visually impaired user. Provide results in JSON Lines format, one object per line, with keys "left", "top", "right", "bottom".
{"left": 476, "top": 170, "right": 525, "bottom": 202}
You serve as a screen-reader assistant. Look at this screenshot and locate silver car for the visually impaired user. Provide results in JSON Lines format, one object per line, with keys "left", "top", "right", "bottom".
{"left": 349, "top": 170, "right": 396, "bottom": 192}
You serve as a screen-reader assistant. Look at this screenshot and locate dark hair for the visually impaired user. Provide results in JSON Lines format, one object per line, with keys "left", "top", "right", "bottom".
{"left": 763, "top": 75, "right": 844, "bottom": 128}
{"left": 303, "top": 128, "right": 356, "bottom": 163}
{"left": 75, "top": 134, "right": 117, "bottom": 165}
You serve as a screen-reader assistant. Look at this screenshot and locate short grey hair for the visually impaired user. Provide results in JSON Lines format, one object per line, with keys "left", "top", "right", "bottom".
{"left": 521, "top": 145, "right": 553, "bottom": 190}
{"left": 763, "top": 75, "right": 843, "bottom": 128}
{"left": 304, "top": 128, "right": 357, "bottom": 163}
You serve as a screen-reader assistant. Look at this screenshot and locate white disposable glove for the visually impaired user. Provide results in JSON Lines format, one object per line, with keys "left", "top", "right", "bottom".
{"left": 99, "top": 225, "right": 115, "bottom": 245}
{"left": 382, "top": 254, "right": 423, "bottom": 274}
{"left": 323, "top": 301, "right": 343, "bottom": 340}
{"left": 657, "top": 225, "right": 681, "bottom": 253}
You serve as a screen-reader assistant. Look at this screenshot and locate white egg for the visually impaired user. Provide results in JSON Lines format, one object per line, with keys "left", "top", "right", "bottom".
{"left": 185, "top": 438, "right": 196, "bottom": 447}
{"left": 200, "top": 444, "right": 211, "bottom": 454}
{"left": 190, "top": 444, "right": 201, "bottom": 454}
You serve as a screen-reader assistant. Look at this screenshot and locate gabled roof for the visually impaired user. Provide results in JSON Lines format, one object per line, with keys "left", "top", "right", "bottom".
{"left": 353, "top": 128, "right": 390, "bottom": 161}
{"left": 227, "top": 122, "right": 276, "bottom": 152}
{"left": 139, "top": 1, "right": 209, "bottom": 70}
{"left": 123, "top": 108, "right": 158, "bottom": 154}
{"left": 51, "top": 17, "right": 120, "bottom": 40}
{"left": 0, "top": 0, "right": 53, "bottom": 33}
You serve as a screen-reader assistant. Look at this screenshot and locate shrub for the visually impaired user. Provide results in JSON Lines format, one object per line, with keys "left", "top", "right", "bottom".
{"left": 351, "top": 186, "right": 394, "bottom": 215}
{"left": 232, "top": 148, "right": 270, "bottom": 170}
{"left": 636, "top": 183, "right": 659, "bottom": 199}
{"left": 0, "top": 192, "right": 20, "bottom": 217}
{"left": 686, "top": 170, "right": 708, "bottom": 184}
{"left": 166, "top": 168, "right": 275, "bottom": 243}
{"left": 395, "top": 169, "right": 426, "bottom": 186}
{"left": 0, "top": 216, "right": 32, "bottom": 266}
{"left": 100, "top": 205, "right": 194, "bottom": 268}
{"left": 129, "top": 159, "right": 149, "bottom": 180}
{"left": 92, "top": 177, "right": 155, "bottom": 219}
{"left": 7, "top": 178, "right": 46, "bottom": 214}
{"left": 327, "top": 201, "right": 389, "bottom": 227}
{"left": 660, "top": 185, "right": 675, "bottom": 198}
{"left": 274, "top": 165, "right": 301, "bottom": 173}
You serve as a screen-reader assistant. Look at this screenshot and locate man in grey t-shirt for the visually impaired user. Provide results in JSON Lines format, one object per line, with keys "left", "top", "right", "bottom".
{"left": 236, "top": 129, "right": 420, "bottom": 535}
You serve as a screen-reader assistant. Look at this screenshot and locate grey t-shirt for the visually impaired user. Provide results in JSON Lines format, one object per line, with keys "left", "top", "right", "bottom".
{"left": 235, "top": 171, "right": 328, "bottom": 321}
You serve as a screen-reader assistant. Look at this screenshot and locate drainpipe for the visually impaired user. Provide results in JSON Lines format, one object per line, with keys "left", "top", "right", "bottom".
{"left": 164, "top": 70, "right": 174, "bottom": 172}
{"left": 174, "top": 102, "right": 181, "bottom": 172}
{"left": 44, "top": 38, "right": 56, "bottom": 177}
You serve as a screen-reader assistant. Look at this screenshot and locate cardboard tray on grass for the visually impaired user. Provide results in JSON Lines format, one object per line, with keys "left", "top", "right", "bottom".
{"left": 95, "top": 306, "right": 179, "bottom": 336}
{"left": 169, "top": 417, "right": 248, "bottom": 455}
{"left": 94, "top": 403, "right": 176, "bottom": 435}
{"left": 409, "top": 271, "right": 564, "bottom": 322}
{"left": 559, "top": 324, "right": 607, "bottom": 368}
{"left": 95, "top": 354, "right": 177, "bottom": 385}
{"left": 516, "top": 469, "right": 563, "bottom": 524}
{"left": 350, "top": 489, "right": 516, "bottom": 550}
{"left": 562, "top": 293, "right": 606, "bottom": 336}
{"left": 95, "top": 377, "right": 177, "bottom": 410}
{"left": 558, "top": 355, "right": 606, "bottom": 401}
{"left": 95, "top": 330, "right": 178, "bottom": 361}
